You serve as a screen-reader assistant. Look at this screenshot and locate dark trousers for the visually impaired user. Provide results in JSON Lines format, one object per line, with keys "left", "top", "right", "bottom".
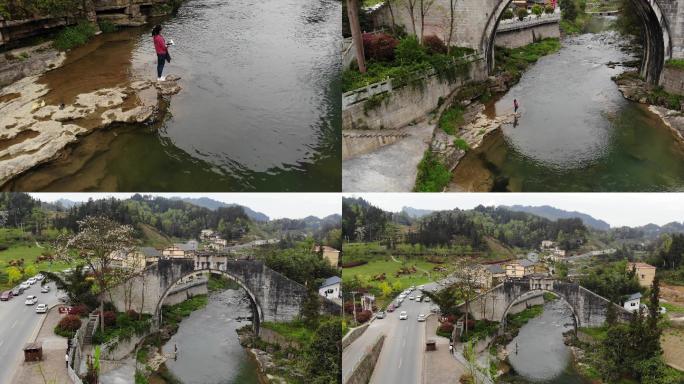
{"left": 157, "top": 54, "right": 166, "bottom": 78}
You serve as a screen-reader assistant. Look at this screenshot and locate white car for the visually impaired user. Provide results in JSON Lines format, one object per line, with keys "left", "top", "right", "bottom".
{"left": 424, "top": 297, "right": 431, "bottom": 302}
{"left": 35, "top": 304, "right": 48, "bottom": 313}
{"left": 417, "top": 314, "right": 426, "bottom": 322}
{"left": 19, "top": 282, "right": 30, "bottom": 290}
{"left": 35, "top": 274, "right": 44, "bottom": 281}
{"left": 419, "top": 285, "right": 424, "bottom": 289}
{"left": 399, "top": 311, "right": 408, "bottom": 320}
{"left": 27, "top": 278, "right": 36, "bottom": 285}
{"left": 25, "top": 295, "right": 38, "bottom": 305}
{"left": 409, "top": 295, "right": 415, "bottom": 300}
{"left": 40, "top": 285, "right": 50, "bottom": 293}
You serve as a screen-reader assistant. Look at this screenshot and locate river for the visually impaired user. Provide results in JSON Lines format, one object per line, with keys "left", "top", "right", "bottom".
{"left": 7, "top": 0, "right": 341, "bottom": 191}
{"left": 452, "top": 20, "right": 684, "bottom": 192}
{"left": 501, "top": 300, "right": 589, "bottom": 384}
{"left": 160, "top": 289, "right": 259, "bottom": 384}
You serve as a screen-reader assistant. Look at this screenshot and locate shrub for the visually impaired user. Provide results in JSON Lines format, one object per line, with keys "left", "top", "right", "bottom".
{"left": 70, "top": 304, "right": 89, "bottom": 317}
{"left": 356, "top": 310, "right": 372, "bottom": 323}
{"left": 363, "top": 33, "right": 399, "bottom": 62}
{"left": 96, "top": 310, "right": 117, "bottom": 327}
{"left": 414, "top": 150, "right": 451, "bottom": 192}
{"left": 545, "top": 5, "right": 555, "bottom": 14}
{"left": 55, "top": 315, "right": 82, "bottom": 337}
{"left": 501, "top": 9, "right": 514, "bottom": 19}
{"left": 437, "top": 321, "right": 454, "bottom": 338}
{"left": 531, "top": 4, "right": 543, "bottom": 16}
{"left": 516, "top": 7, "right": 528, "bottom": 21}
{"left": 98, "top": 20, "right": 117, "bottom": 33}
{"left": 54, "top": 22, "right": 97, "bottom": 51}
{"left": 341, "top": 260, "right": 368, "bottom": 268}
{"left": 396, "top": 36, "right": 426, "bottom": 64}
{"left": 423, "top": 35, "right": 447, "bottom": 55}
{"left": 0, "top": 244, "right": 7, "bottom": 251}
{"left": 454, "top": 138, "right": 470, "bottom": 151}
{"left": 126, "top": 309, "right": 141, "bottom": 321}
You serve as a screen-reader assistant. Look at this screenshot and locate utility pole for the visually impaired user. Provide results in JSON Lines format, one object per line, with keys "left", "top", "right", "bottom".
{"left": 351, "top": 291, "right": 358, "bottom": 325}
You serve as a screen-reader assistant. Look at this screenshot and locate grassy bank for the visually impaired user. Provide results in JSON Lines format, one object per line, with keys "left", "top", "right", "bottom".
{"left": 414, "top": 150, "right": 452, "bottom": 192}
{"left": 495, "top": 38, "right": 561, "bottom": 84}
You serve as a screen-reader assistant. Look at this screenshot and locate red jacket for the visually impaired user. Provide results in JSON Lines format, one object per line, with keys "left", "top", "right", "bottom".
{"left": 154, "top": 35, "right": 167, "bottom": 55}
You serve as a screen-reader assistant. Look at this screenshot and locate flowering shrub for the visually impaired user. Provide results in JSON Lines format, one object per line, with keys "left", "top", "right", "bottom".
{"left": 95, "top": 310, "right": 117, "bottom": 326}
{"left": 55, "top": 315, "right": 82, "bottom": 338}
{"left": 437, "top": 321, "right": 454, "bottom": 338}
{"left": 69, "top": 304, "right": 89, "bottom": 317}
{"left": 363, "top": 33, "right": 399, "bottom": 62}
{"left": 356, "top": 310, "right": 372, "bottom": 323}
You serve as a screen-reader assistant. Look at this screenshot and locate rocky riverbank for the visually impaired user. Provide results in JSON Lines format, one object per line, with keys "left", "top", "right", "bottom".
{"left": 0, "top": 38, "right": 181, "bottom": 188}
{"left": 613, "top": 71, "right": 684, "bottom": 144}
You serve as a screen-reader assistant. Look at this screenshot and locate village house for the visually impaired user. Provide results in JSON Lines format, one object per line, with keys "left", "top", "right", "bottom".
{"left": 481, "top": 264, "right": 506, "bottom": 288}
{"left": 541, "top": 240, "right": 555, "bottom": 249}
{"left": 623, "top": 292, "right": 642, "bottom": 312}
{"left": 627, "top": 262, "right": 656, "bottom": 287}
{"left": 109, "top": 247, "right": 157, "bottom": 271}
{"left": 194, "top": 251, "right": 234, "bottom": 271}
{"left": 313, "top": 245, "right": 341, "bottom": 267}
{"left": 162, "top": 240, "right": 199, "bottom": 259}
{"left": 319, "top": 276, "right": 342, "bottom": 304}
{"left": 505, "top": 259, "right": 537, "bottom": 278}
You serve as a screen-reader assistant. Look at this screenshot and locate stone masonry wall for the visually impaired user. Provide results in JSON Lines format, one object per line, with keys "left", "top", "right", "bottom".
{"left": 344, "top": 334, "right": 385, "bottom": 384}
{"left": 494, "top": 22, "right": 560, "bottom": 49}
{"left": 342, "top": 59, "right": 487, "bottom": 131}
{"left": 662, "top": 66, "right": 684, "bottom": 94}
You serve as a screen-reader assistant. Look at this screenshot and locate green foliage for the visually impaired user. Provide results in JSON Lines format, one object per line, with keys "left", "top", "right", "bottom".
{"left": 42, "top": 265, "right": 98, "bottom": 308}
{"left": 53, "top": 22, "right": 97, "bottom": 51}
{"left": 506, "top": 304, "right": 543, "bottom": 329}
{"left": 495, "top": 38, "right": 561, "bottom": 82}
{"left": 453, "top": 138, "right": 470, "bottom": 152}
{"left": 516, "top": 7, "right": 528, "bottom": 21}
{"left": 259, "top": 243, "right": 339, "bottom": 286}
{"left": 414, "top": 151, "right": 451, "bottom": 192}
{"left": 501, "top": 9, "right": 514, "bottom": 20}
{"left": 545, "top": 5, "right": 555, "bottom": 14}
{"left": 92, "top": 312, "right": 152, "bottom": 345}
{"left": 135, "top": 370, "right": 149, "bottom": 384}
{"left": 460, "top": 320, "right": 499, "bottom": 342}
{"left": 303, "top": 319, "right": 341, "bottom": 384}
{"left": 439, "top": 105, "right": 464, "bottom": 135}
{"left": 363, "top": 92, "right": 389, "bottom": 115}
{"left": 614, "top": 0, "right": 643, "bottom": 37}
{"left": 396, "top": 35, "right": 427, "bottom": 64}
{"left": 531, "top": 4, "right": 543, "bottom": 16}
{"left": 261, "top": 318, "right": 319, "bottom": 345}
{"left": 580, "top": 260, "right": 642, "bottom": 303}
{"left": 301, "top": 289, "right": 321, "bottom": 328}
{"left": 561, "top": 0, "right": 578, "bottom": 21}
{"left": 161, "top": 295, "right": 208, "bottom": 326}
{"left": 665, "top": 59, "right": 684, "bottom": 71}
{"left": 207, "top": 274, "right": 240, "bottom": 291}
{"left": 98, "top": 20, "right": 117, "bottom": 33}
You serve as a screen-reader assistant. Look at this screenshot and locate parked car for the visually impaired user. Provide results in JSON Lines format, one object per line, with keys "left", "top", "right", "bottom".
{"left": 19, "top": 282, "right": 30, "bottom": 290}
{"left": 416, "top": 295, "right": 423, "bottom": 302}
{"left": 417, "top": 314, "right": 426, "bottom": 322}
{"left": 387, "top": 304, "right": 396, "bottom": 312}
{"left": 35, "top": 274, "right": 44, "bottom": 281}
{"left": 40, "top": 285, "right": 50, "bottom": 293}
{"left": 424, "top": 297, "right": 431, "bottom": 302}
{"left": 0, "top": 291, "right": 12, "bottom": 301}
{"left": 25, "top": 295, "right": 38, "bottom": 305}
{"left": 409, "top": 295, "right": 415, "bottom": 300}
{"left": 376, "top": 311, "right": 386, "bottom": 319}
{"left": 399, "top": 311, "right": 408, "bottom": 320}
{"left": 27, "top": 277, "right": 37, "bottom": 285}
{"left": 35, "top": 304, "right": 48, "bottom": 313}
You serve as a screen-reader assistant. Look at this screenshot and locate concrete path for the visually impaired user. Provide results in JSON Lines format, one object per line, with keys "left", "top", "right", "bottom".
{"left": 100, "top": 357, "right": 136, "bottom": 384}
{"left": 12, "top": 304, "right": 70, "bottom": 384}
{"left": 422, "top": 314, "right": 465, "bottom": 384}
{"left": 342, "top": 123, "right": 435, "bottom": 192}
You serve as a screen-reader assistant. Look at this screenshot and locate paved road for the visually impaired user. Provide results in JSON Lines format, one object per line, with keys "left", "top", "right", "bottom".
{"left": 0, "top": 280, "right": 59, "bottom": 384}
{"left": 343, "top": 282, "right": 443, "bottom": 384}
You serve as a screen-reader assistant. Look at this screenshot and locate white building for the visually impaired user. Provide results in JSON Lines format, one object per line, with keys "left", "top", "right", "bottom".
{"left": 541, "top": 240, "right": 555, "bottom": 249}
{"left": 623, "top": 292, "right": 642, "bottom": 312}
{"left": 319, "top": 276, "right": 341, "bottom": 304}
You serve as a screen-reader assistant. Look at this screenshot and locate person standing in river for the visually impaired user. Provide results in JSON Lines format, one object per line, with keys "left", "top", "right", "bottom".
{"left": 152, "top": 25, "right": 171, "bottom": 81}
{"left": 514, "top": 99, "right": 519, "bottom": 114}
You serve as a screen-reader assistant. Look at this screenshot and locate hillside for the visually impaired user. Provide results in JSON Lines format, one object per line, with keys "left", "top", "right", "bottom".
{"left": 504, "top": 205, "right": 611, "bottom": 231}
{"left": 401, "top": 206, "right": 434, "bottom": 218}
{"left": 138, "top": 223, "right": 173, "bottom": 248}
{"left": 170, "top": 197, "right": 270, "bottom": 221}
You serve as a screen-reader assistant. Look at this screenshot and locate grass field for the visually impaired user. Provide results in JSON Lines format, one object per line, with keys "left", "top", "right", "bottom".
{"left": 0, "top": 243, "right": 70, "bottom": 290}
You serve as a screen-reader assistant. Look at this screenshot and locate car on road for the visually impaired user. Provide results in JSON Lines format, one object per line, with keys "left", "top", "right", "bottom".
{"left": 417, "top": 314, "right": 426, "bottom": 322}
{"left": 409, "top": 295, "right": 415, "bottom": 300}
{"left": 416, "top": 295, "right": 423, "bottom": 302}
{"left": 419, "top": 285, "right": 424, "bottom": 289}
{"left": 20, "top": 282, "right": 30, "bottom": 290}
{"left": 25, "top": 295, "right": 38, "bottom": 305}
{"left": 430, "top": 306, "right": 439, "bottom": 313}
{"left": 387, "top": 304, "right": 396, "bottom": 312}
{"left": 35, "top": 274, "right": 44, "bottom": 281}
{"left": 27, "top": 277, "right": 37, "bottom": 285}
{"left": 431, "top": 287, "right": 437, "bottom": 292}
{"left": 376, "top": 311, "right": 386, "bottom": 319}
{"left": 0, "top": 291, "right": 12, "bottom": 301}
{"left": 424, "top": 297, "right": 431, "bottom": 302}
{"left": 399, "top": 311, "right": 408, "bottom": 320}
{"left": 40, "top": 285, "right": 50, "bottom": 293}
{"left": 12, "top": 287, "right": 24, "bottom": 296}
{"left": 35, "top": 304, "right": 48, "bottom": 313}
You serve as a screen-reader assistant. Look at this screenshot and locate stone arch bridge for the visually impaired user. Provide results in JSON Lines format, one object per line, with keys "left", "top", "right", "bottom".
{"left": 459, "top": 277, "right": 632, "bottom": 328}
{"left": 109, "top": 258, "right": 341, "bottom": 333}
{"left": 372, "top": 0, "right": 683, "bottom": 84}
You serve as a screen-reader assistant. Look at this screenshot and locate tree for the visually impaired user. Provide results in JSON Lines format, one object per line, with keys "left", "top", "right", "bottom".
{"left": 385, "top": 0, "right": 397, "bottom": 35}
{"left": 451, "top": 261, "right": 486, "bottom": 337}
{"left": 419, "top": 0, "right": 436, "bottom": 42}
{"left": 404, "top": 0, "right": 419, "bottom": 37}
{"left": 560, "top": 0, "right": 577, "bottom": 21}
{"left": 305, "top": 319, "right": 341, "bottom": 384}
{"left": 346, "top": 0, "right": 366, "bottom": 73}
{"left": 422, "top": 285, "right": 460, "bottom": 314}
{"left": 54, "top": 216, "right": 137, "bottom": 333}
{"left": 6, "top": 266, "right": 22, "bottom": 284}
{"left": 42, "top": 265, "right": 98, "bottom": 309}
{"left": 605, "top": 300, "right": 617, "bottom": 326}
{"left": 301, "top": 288, "right": 321, "bottom": 328}
{"left": 445, "top": 0, "right": 457, "bottom": 53}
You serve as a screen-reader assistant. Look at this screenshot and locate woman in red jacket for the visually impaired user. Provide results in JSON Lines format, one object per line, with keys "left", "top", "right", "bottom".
{"left": 152, "top": 25, "right": 170, "bottom": 81}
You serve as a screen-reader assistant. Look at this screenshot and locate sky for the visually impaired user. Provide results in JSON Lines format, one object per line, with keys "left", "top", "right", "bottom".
{"left": 29, "top": 193, "right": 341, "bottom": 220}
{"left": 344, "top": 193, "right": 684, "bottom": 228}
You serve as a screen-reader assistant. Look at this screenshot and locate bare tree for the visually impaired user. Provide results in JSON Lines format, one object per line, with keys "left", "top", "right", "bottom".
{"left": 55, "top": 216, "right": 137, "bottom": 334}
{"left": 386, "top": 0, "right": 397, "bottom": 35}
{"left": 451, "top": 261, "right": 487, "bottom": 337}
{"left": 347, "top": 0, "right": 367, "bottom": 73}
{"left": 405, "top": 0, "right": 418, "bottom": 37}
{"left": 419, "top": 0, "right": 437, "bottom": 42}
{"left": 446, "top": 0, "right": 457, "bottom": 52}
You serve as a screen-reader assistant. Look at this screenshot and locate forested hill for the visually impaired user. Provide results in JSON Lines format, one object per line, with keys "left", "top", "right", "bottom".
{"left": 343, "top": 197, "right": 588, "bottom": 251}
{"left": 0, "top": 193, "right": 340, "bottom": 244}
{"left": 503, "top": 205, "right": 611, "bottom": 231}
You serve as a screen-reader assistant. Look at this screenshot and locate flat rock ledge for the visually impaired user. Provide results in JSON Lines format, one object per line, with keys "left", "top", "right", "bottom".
{"left": 0, "top": 74, "right": 182, "bottom": 186}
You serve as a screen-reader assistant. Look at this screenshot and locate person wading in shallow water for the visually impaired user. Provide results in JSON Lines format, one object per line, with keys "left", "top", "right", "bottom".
{"left": 514, "top": 99, "right": 519, "bottom": 114}
{"left": 152, "top": 25, "right": 171, "bottom": 81}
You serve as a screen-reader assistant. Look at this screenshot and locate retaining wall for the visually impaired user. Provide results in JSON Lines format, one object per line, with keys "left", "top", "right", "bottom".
{"left": 342, "top": 322, "right": 370, "bottom": 349}
{"left": 344, "top": 334, "right": 385, "bottom": 384}
{"left": 662, "top": 66, "right": 684, "bottom": 95}
{"left": 494, "top": 21, "right": 560, "bottom": 49}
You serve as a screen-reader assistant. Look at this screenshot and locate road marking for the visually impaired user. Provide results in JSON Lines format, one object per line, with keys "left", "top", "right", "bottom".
{"left": 0, "top": 340, "right": 4, "bottom": 348}
{"left": 11, "top": 320, "right": 17, "bottom": 329}
{"left": 398, "top": 357, "right": 402, "bottom": 369}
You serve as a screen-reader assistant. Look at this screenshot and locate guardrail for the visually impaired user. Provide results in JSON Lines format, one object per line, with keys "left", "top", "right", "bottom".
{"left": 342, "top": 53, "right": 484, "bottom": 109}
{"left": 497, "top": 12, "right": 561, "bottom": 33}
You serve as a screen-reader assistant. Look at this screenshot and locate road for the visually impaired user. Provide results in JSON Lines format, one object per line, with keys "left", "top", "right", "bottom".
{"left": 343, "top": 281, "right": 443, "bottom": 384}
{"left": 0, "top": 280, "right": 59, "bottom": 384}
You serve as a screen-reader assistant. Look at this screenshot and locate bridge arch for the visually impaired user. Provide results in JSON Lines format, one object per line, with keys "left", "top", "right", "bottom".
{"left": 153, "top": 268, "right": 264, "bottom": 333}
{"left": 499, "top": 289, "right": 580, "bottom": 329}
{"left": 482, "top": 0, "right": 672, "bottom": 83}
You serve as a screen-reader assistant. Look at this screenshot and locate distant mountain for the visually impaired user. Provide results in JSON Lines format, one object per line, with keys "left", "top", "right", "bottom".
{"left": 55, "top": 199, "right": 79, "bottom": 208}
{"left": 503, "top": 205, "right": 611, "bottom": 231}
{"left": 636, "top": 222, "right": 684, "bottom": 237}
{"left": 401, "top": 206, "right": 434, "bottom": 218}
{"left": 171, "top": 197, "right": 269, "bottom": 222}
